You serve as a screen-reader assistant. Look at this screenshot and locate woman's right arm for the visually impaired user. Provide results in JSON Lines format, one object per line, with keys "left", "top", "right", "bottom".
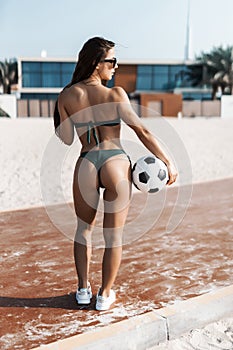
{"left": 56, "top": 93, "right": 74, "bottom": 145}
{"left": 112, "top": 87, "right": 178, "bottom": 185}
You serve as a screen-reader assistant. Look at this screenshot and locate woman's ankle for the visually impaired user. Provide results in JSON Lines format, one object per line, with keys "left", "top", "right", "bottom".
{"left": 78, "top": 279, "right": 89, "bottom": 289}
{"left": 99, "top": 287, "right": 111, "bottom": 298}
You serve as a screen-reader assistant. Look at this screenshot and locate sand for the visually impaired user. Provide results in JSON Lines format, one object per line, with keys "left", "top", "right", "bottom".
{"left": 1, "top": 116, "right": 233, "bottom": 212}
{"left": 149, "top": 318, "right": 233, "bottom": 349}
{"left": 0, "top": 116, "right": 233, "bottom": 348}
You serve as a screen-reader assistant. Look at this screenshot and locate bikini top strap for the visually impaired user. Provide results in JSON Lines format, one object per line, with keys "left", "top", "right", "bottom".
{"left": 73, "top": 117, "right": 121, "bottom": 146}
{"left": 73, "top": 117, "right": 120, "bottom": 128}
{"left": 87, "top": 121, "right": 99, "bottom": 145}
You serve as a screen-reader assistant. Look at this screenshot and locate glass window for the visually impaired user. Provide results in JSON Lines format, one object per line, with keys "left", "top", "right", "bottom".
{"left": 182, "top": 92, "right": 212, "bottom": 100}
{"left": 42, "top": 73, "right": 61, "bottom": 87}
{"left": 22, "top": 62, "right": 41, "bottom": 87}
{"left": 153, "top": 65, "right": 169, "bottom": 75}
{"left": 22, "top": 61, "right": 76, "bottom": 88}
{"left": 21, "top": 93, "right": 58, "bottom": 100}
{"left": 61, "top": 63, "right": 75, "bottom": 85}
{"left": 61, "top": 73, "right": 71, "bottom": 86}
{"left": 22, "top": 73, "right": 30, "bottom": 87}
{"left": 22, "top": 73, "right": 41, "bottom": 87}
{"left": 137, "top": 65, "right": 153, "bottom": 90}
{"left": 41, "top": 63, "right": 61, "bottom": 87}
{"left": 170, "top": 65, "right": 187, "bottom": 88}
{"left": 22, "top": 62, "right": 41, "bottom": 73}
{"left": 152, "top": 75, "right": 168, "bottom": 90}
{"left": 107, "top": 77, "right": 115, "bottom": 88}
{"left": 169, "top": 65, "right": 185, "bottom": 75}
{"left": 137, "top": 75, "right": 152, "bottom": 90}
{"left": 42, "top": 62, "right": 60, "bottom": 72}
{"left": 152, "top": 65, "right": 169, "bottom": 90}
{"left": 61, "top": 62, "right": 75, "bottom": 73}
{"left": 137, "top": 65, "right": 153, "bottom": 75}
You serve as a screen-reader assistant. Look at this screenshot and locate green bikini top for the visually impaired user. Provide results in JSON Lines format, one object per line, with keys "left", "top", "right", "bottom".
{"left": 73, "top": 118, "right": 121, "bottom": 145}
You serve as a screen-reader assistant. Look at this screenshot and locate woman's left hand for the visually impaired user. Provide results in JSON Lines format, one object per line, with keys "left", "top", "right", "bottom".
{"left": 166, "top": 163, "right": 178, "bottom": 185}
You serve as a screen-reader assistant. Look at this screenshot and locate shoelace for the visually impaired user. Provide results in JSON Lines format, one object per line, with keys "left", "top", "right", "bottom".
{"left": 78, "top": 288, "right": 89, "bottom": 294}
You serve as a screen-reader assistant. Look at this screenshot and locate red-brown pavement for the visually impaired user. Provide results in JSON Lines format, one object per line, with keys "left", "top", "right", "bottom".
{"left": 0, "top": 178, "right": 233, "bottom": 349}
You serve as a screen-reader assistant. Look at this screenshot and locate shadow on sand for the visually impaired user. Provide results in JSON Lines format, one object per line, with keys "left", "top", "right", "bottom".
{"left": 0, "top": 293, "right": 97, "bottom": 311}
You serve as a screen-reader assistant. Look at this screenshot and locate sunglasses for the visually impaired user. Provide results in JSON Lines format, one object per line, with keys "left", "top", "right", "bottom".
{"left": 100, "top": 57, "right": 117, "bottom": 68}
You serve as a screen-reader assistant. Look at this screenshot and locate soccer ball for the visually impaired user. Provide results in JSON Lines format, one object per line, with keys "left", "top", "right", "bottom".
{"left": 132, "top": 155, "right": 169, "bottom": 193}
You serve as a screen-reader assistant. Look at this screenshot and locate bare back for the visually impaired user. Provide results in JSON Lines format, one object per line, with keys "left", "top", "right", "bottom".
{"left": 58, "top": 83, "right": 124, "bottom": 151}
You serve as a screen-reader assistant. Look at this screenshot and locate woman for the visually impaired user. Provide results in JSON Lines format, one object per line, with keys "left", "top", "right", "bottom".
{"left": 54, "top": 37, "right": 177, "bottom": 311}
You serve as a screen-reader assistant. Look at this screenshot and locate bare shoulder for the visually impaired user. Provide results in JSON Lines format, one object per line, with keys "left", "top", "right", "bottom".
{"left": 72, "top": 83, "right": 85, "bottom": 96}
{"left": 109, "top": 86, "right": 129, "bottom": 102}
{"left": 57, "top": 88, "right": 66, "bottom": 106}
{"left": 59, "top": 84, "right": 84, "bottom": 101}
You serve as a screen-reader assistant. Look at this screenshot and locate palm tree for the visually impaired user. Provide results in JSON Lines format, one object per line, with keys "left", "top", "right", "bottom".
{"left": 0, "top": 59, "right": 18, "bottom": 94}
{"left": 198, "top": 46, "right": 233, "bottom": 99}
{"left": 185, "top": 62, "right": 204, "bottom": 87}
{"left": 0, "top": 107, "right": 10, "bottom": 118}
{"left": 185, "top": 45, "right": 233, "bottom": 99}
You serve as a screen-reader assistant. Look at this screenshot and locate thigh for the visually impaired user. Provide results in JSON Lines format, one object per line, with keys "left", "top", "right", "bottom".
{"left": 100, "top": 156, "right": 132, "bottom": 228}
{"left": 73, "top": 157, "right": 100, "bottom": 225}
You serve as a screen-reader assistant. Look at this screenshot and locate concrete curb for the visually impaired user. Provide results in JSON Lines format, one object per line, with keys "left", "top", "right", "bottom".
{"left": 157, "top": 284, "right": 233, "bottom": 340}
{"left": 32, "top": 285, "right": 233, "bottom": 350}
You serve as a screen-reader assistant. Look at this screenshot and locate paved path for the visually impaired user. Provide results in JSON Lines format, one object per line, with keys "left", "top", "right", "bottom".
{"left": 0, "top": 178, "right": 233, "bottom": 349}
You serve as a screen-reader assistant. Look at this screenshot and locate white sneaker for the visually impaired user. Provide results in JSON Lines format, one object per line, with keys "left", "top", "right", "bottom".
{"left": 76, "top": 283, "right": 92, "bottom": 305}
{"left": 96, "top": 289, "right": 116, "bottom": 311}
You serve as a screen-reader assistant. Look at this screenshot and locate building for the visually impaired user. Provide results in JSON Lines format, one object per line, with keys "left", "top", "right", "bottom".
{"left": 15, "top": 57, "right": 213, "bottom": 117}
{"left": 17, "top": 57, "right": 75, "bottom": 100}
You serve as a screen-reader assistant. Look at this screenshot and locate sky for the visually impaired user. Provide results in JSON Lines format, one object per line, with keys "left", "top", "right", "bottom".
{"left": 1, "top": 0, "right": 233, "bottom": 62}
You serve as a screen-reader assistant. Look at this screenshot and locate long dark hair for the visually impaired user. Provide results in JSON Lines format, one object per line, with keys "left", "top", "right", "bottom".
{"left": 54, "top": 37, "right": 115, "bottom": 132}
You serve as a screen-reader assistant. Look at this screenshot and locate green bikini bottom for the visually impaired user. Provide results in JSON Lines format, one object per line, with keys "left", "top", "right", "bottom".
{"left": 79, "top": 149, "right": 131, "bottom": 188}
{"left": 80, "top": 149, "right": 130, "bottom": 170}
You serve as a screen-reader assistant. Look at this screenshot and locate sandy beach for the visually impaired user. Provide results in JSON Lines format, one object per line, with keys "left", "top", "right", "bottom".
{"left": 1, "top": 116, "right": 233, "bottom": 212}
{"left": 0, "top": 116, "right": 233, "bottom": 349}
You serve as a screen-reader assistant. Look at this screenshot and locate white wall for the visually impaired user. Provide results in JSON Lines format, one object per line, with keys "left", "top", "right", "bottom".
{"left": 221, "top": 96, "right": 233, "bottom": 118}
{"left": 0, "top": 94, "right": 17, "bottom": 118}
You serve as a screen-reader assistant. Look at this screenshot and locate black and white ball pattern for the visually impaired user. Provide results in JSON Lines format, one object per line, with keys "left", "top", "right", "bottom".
{"left": 132, "top": 155, "right": 169, "bottom": 193}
